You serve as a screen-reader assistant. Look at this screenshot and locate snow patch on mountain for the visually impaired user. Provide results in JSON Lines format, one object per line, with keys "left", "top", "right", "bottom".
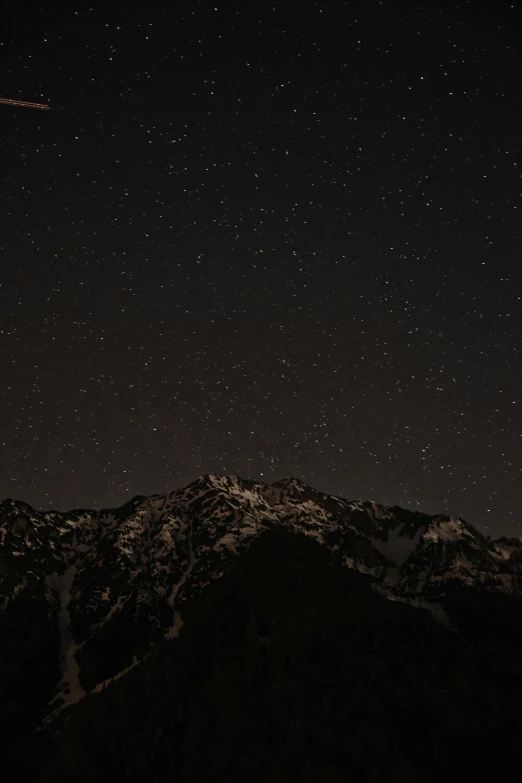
{"left": 371, "top": 525, "right": 425, "bottom": 570}
{"left": 45, "top": 566, "right": 84, "bottom": 710}
{"left": 166, "top": 517, "right": 196, "bottom": 639}
{"left": 423, "top": 517, "right": 469, "bottom": 543}
{"left": 494, "top": 542, "right": 520, "bottom": 559}
{"left": 92, "top": 655, "right": 140, "bottom": 694}
{"left": 371, "top": 582, "right": 451, "bottom": 627}
{"left": 217, "top": 533, "right": 239, "bottom": 553}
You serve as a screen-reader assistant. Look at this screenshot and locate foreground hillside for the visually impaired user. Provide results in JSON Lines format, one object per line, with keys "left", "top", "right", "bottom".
{"left": 34, "top": 528, "right": 522, "bottom": 780}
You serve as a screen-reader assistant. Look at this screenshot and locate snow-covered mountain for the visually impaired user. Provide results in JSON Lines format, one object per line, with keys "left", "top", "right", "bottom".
{"left": 1, "top": 473, "right": 521, "bottom": 724}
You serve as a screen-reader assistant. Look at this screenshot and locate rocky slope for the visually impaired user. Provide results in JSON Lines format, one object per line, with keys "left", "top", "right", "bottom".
{"left": 1, "top": 473, "right": 521, "bottom": 728}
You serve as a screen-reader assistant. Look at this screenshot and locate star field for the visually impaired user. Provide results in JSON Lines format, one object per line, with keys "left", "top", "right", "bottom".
{"left": 0, "top": 0, "right": 521, "bottom": 536}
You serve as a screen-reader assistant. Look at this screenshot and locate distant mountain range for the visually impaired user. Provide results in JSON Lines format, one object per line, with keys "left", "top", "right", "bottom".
{"left": 2, "top": 474, "right": 522, "bottom": 780}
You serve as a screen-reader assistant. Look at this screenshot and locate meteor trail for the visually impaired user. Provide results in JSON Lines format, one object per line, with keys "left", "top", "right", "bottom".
{"left": 0, "top": 97, "right": 50, "bottom": 110}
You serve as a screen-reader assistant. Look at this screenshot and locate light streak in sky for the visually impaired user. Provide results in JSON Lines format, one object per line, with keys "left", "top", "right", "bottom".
{"left": 0, "top": 97, "right": 50, "bottom": 110}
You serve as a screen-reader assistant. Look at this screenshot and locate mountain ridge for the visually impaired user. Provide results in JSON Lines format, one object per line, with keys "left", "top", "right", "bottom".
{"left": 1, "top": 472, "right": 522, "bottom": 739}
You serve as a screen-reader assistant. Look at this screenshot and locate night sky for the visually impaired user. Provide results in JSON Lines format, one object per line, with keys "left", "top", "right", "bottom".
{"left": 1, "top": 0, "right": 520, "bottom": 536}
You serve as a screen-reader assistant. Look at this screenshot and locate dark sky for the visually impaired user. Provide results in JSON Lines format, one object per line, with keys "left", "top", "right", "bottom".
{"left": 1, "top": 0, "right": 520, "bottom": 536}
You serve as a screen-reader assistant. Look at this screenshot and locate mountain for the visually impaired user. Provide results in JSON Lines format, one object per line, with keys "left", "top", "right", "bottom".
{"left": 2, "top": 474, "right": 522, "bottom": 780}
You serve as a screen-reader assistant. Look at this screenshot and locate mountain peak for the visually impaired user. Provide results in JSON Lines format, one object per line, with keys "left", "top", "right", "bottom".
{"left": 276, "top": 476, "right": 309, "bottom": 488}
{"left": 0, "top": 497, "right": 35, "bottom": 512}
